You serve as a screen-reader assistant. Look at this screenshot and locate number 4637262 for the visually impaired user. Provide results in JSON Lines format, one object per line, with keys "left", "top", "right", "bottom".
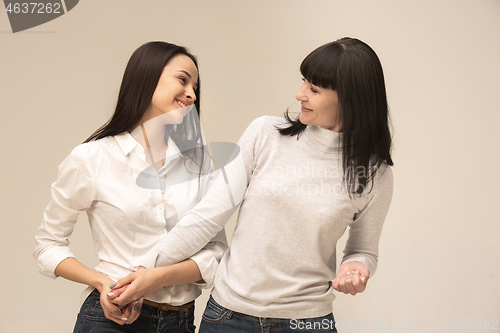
{"left": 444, "top": 319, "right": 498, "bottom": 330}
{"left": 5, "top": 3, "right": 62, "bottom": 14}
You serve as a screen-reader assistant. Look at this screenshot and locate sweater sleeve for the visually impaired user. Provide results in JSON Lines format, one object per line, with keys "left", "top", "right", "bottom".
{"left": 341, "top": 165, "right": 393, "bottom": 276}
{"left": 33, "top": 145, "right": 96, "bottom": 278}
{"left": 149, "top": 117, "right": 266, "bottom": 268}
{"left": 187, "top": 154, "right": 228, "bottom": 289}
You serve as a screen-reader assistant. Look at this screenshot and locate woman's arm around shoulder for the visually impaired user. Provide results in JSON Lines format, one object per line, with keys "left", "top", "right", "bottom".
{"left": 142, "top": 116, "right": 269, "bottom": 269}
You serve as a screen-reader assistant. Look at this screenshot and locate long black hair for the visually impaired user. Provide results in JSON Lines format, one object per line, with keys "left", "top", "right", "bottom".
{"left": 279, "top": 37, "right": 393, "bottom": 195}
{"left": 84, "top": 41, "right": 205, "bottom": 171}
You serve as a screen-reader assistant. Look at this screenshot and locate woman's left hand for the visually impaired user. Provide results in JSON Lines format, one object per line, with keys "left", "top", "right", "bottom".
{"left": 108, "top": 267, "right": 159, "bottom": 308}
{"left": 104, "top": 284, "right": 143, "bottom": 325}
{"left": 332, "top": 261, "right": 370, "bottom": 295}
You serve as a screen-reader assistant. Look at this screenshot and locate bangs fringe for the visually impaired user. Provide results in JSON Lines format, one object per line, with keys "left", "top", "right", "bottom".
{"left": 300, "top": 43, "right": 342, "bottom": 90}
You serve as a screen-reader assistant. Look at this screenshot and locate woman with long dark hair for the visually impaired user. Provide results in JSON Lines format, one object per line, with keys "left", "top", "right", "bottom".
{"left": 110, "top": 37, "right": 393, "bottom": 332}
{"left": 34, "top": 41, "right": 227, "bottom": 332}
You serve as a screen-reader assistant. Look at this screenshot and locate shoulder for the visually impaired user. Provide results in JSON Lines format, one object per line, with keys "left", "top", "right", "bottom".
{"left": 374, "top": 163, "right": 393, "bottom": 186}
{"left": 236, "top": 116, "right": 291, "bottom": 159}
{"left": 367, "top": 163, "right": 393, "bottom": 200}
{"left": 64, "top": 136, "right": 119, "bottom": 168}
{"left": 248, "top": 115, "right": 286, "bottom": 128}
{"left": 351, "top": 163, "right": 393, "bottom": 217}
{"left": 239, "top": 115, "right": 283, "bottom": 142}
{"left": 71, "top": 136, "right": 115, "bottom": 156}
{"left": 243, "top": 115, "right": 286, "bottom": 138}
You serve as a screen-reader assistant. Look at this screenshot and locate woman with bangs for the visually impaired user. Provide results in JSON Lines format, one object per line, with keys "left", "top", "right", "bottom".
{"left": 109, "top": 37, "right": 394, "bottom": 332}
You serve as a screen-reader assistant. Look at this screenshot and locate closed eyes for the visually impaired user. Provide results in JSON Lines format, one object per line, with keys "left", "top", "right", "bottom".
{"left": 302, "top": 77, "right": 319, "bottom": 93}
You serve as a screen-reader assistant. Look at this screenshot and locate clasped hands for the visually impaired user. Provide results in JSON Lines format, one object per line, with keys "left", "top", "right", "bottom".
{"left": 101, "top": 266, "right": 159, "bottom": 325}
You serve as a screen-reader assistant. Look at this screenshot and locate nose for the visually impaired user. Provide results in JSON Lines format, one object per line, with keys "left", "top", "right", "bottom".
{"left": 295, "top": 81, "right": 307, "bottom": 102}
{"left": 185, "top": 86, "right": 197, "bottom": 103}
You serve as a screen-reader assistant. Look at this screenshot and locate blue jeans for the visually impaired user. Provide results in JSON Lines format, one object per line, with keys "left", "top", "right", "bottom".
{"left": 199, "top": 296, "right": 338, "bottom": 333}
{"left": 73, "top": 289, "right": 196, "bottom": 333}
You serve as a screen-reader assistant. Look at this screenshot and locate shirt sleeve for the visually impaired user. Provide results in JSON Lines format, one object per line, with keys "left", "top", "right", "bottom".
{"left": 341, "top": 165, "right": 393, "bottom": 276}
{"left": 149, "top": 117, "right": 266, "bottom": 268}
{"left": 33, "top": 145, "right": 96, "bottom": 279}
{"left": 188, "top": 230, "right": 227, "bottom": 288}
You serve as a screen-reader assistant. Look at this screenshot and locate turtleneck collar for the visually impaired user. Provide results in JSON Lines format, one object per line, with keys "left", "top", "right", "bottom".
{"left": 304, "top": 125, "right": 342, "bottom": 153}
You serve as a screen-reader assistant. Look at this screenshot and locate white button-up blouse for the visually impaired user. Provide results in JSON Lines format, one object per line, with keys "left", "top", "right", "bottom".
{"left": 34, "top": 132, "right": 227, "bottom": 305}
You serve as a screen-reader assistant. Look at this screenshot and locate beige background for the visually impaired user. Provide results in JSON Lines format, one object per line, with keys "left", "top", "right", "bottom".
{"left": 1, "top": 1, "right": 499, "bottom": 332}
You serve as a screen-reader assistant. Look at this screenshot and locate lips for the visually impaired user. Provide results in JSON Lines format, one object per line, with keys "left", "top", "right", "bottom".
{"left": 301, "top": 104, "right": 313, "bottom": 112}
{"left": 176, "top": 99, "right": 188, "bottom": 108}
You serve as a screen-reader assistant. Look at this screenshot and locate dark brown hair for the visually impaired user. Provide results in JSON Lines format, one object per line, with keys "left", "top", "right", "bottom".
{"left": 279, "top": 37, "right": 393, "bottom": 195}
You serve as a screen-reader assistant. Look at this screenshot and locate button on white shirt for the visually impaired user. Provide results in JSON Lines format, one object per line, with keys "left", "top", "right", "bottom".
{"left": 34, "top": 132, "right": 227, "bottom": 305}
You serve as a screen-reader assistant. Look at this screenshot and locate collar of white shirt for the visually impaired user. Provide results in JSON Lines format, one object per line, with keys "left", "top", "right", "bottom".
{"left": 114, "top": 132, "right": 183, "bottom": 165}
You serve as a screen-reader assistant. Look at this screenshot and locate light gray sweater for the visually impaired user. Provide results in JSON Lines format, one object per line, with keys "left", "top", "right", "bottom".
{"left": 148, "top": 116, "right": 393, "bottom": 319}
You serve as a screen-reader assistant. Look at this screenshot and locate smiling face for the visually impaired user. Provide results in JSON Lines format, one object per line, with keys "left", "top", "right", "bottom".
{"left": 295, "top": 78, "right": 341, "bottom": 131}
{"left": 144, "top": 53, "right": 199, "bottom": 123}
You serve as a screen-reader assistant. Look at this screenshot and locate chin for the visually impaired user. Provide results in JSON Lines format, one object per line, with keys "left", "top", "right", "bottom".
{"left": 158, "top": 108, "right": 185, "bottom": 124}
{"left": 170, "top": 113, "right": 185, "bottom": 124}
{"left": 299, "top": 113, "right": 311, "bottom": 125}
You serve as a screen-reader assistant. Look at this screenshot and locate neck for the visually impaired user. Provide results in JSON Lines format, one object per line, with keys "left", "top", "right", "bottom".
{"left": 130, "top": 116, "right": 169, "bottom": 168}
{"left": 304, "top": 124, "right": 342, "bottom": 153}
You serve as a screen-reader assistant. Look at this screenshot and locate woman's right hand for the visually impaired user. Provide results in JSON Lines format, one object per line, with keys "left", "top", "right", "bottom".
{"left": 52, "top": 258, "right": 141, "bottom": 325}
{"left": 97, "top": 278, "right": 141, "bottom": 325}
{"left": 108, "top": 266, "right": 164, "bottom": 309}
{"left": 108, "top": 267, "right": 158, "bottom": 309}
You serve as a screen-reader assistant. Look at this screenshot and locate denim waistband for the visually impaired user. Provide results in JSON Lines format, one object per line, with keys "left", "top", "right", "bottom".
{"left": 208, "top": 295, "right": 291, "bottom": 324}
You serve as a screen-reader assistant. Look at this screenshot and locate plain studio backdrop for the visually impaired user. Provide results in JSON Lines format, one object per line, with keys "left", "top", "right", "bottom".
{"left": 1, "top": 1, "right": 499, "bottom": 332}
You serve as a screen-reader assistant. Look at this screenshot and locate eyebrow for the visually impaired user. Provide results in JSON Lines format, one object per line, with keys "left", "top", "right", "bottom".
{"left": 176, "top": 70, "right": 198, "bottom": 89}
